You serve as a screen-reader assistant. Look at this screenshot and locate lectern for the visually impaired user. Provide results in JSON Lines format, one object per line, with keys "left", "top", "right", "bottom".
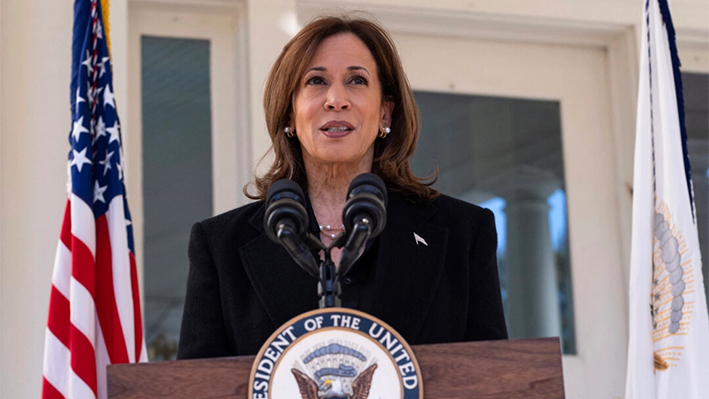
{"left": 108, "top": 337, "right": 564, "bottom": 398}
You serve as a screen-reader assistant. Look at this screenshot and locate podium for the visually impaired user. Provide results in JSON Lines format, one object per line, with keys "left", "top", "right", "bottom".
{"left": 107, "top": 337, "right": 564, "bottom": 398}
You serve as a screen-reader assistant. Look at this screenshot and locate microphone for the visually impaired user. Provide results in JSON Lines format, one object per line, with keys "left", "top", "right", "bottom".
{"left": 264, "top": 180, "right": 319, "bottom": 278}
{"left": 338, "top": 173, "right": 388, "bottom": 276}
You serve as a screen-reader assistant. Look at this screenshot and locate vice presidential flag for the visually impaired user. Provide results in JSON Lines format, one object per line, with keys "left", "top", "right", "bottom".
{"left": 42, "top": 1, "right": 147, "bottom": 398}
{"left": 625, "top": 0, "right": 709, "bottom": 398}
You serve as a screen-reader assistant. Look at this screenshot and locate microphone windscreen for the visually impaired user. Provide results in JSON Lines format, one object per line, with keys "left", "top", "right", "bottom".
{"left": 267, "top": 179, "right": 305, "bottom": 205}
{"left": 347, "top": 173, "right": 388, "bottom": 206}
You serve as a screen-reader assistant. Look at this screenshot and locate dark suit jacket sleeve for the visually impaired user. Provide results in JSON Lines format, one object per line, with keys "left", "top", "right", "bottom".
{"left": 464, "top": 208, "right": 509, "bottom": 341}
{"left": 177, "top": 222, "right": 232, "bottom": 359}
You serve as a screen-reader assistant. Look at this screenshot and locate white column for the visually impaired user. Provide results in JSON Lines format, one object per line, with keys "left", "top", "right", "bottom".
{"left": 496, "top": 167, "right": 562, "bottom": 339}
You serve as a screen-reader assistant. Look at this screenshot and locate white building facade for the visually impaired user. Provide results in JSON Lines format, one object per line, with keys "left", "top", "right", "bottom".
{"left": 1, "top": 0, "right": 707, "bottom": 397}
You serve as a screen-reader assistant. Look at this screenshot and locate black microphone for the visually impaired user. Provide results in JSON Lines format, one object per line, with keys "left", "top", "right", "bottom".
{"left": 339, "top": 173, "right": 388, "bottom": 276}
{"left": 264, "top": 180, "right": 319, "bottom": 278}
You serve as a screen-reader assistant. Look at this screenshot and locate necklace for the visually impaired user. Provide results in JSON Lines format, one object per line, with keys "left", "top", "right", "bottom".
{"left": 319, "top": 224, "right": 345, "bottom": 239}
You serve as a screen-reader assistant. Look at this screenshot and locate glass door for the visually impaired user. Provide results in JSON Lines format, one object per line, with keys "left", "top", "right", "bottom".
{"left": 395, "top": 32, "right": 626, "bottom": 396}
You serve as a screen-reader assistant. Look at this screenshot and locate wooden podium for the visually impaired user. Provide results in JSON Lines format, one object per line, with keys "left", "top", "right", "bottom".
{"left": 107, "top": 337, "right": 564, "bottom": 398}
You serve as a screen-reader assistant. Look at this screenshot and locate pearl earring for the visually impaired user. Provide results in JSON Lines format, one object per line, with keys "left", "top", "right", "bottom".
{"left": 284, "top": 126, "right": 295, "bottom": 138}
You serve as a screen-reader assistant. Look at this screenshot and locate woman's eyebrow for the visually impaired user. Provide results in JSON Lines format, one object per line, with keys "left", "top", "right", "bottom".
{"left": 306, "top": 66, "right": 327, "bottom": 73}
{"left": 348, "top": 66, "right": 370, "bottom": 75}
{"left": 305, "top": 66, "right": 370, "bottom": 75}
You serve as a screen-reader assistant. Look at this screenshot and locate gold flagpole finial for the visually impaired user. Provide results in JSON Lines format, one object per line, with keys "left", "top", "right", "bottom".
{"left": 100, "top": 0, "right": 111, "bottom": 58}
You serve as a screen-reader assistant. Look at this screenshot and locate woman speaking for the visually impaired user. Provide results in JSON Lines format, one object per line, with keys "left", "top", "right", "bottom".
{"left": 178, "top": 15, "right": 507, "bottom": 358}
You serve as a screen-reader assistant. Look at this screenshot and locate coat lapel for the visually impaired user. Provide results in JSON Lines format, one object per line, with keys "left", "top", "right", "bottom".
{"left": 363, "top": 194, "right": 449, "bottom": 343}
{"left": 239, "top": 204, "right": 319, "bottom": 328}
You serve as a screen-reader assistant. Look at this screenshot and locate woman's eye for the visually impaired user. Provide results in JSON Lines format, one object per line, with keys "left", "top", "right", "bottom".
{"left": 350, "top": 75, "right": 368, "bottom": 85}
{"left": 306, "top": 76, "right": 326, "bottom": 85}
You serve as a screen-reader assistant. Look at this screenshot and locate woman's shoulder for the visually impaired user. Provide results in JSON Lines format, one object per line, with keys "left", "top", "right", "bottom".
{"left": 433, "top": 193, "right": 488, "bottom": 212}
{"left": 391, "top": 191, "right": 494, "bottom": 232}
{"left": 431, "top": 193, "right": 494, "bottom": 223}
{"left": 194, "top": 200, "right": 265, "bottom": 238}
{"left": 429, "top": 194, "right": 496, "bottom": 245}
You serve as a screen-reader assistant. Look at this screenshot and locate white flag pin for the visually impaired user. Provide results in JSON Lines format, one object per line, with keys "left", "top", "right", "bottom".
{"left": 413, "top": 232, "right": 428, "bottom": 246}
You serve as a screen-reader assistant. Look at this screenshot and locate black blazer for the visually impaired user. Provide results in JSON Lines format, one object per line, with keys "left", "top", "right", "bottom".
{"left": 177, "top": 192, "right": 507, "bottom": 359}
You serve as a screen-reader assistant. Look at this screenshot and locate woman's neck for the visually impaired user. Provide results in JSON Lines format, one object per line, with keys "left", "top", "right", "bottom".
{"left": 302, "top": 153, "right": 373, "bottom": 265}
{"left": 303, "top": 153, "right": 373, "bottom": 229}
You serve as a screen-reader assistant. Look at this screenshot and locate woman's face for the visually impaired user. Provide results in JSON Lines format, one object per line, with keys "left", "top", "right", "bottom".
{"left": 292, "top": 33, "right": 393, "bottom": 168}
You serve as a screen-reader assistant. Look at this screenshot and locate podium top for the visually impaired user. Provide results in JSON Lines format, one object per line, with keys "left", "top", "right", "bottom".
{"left": 108, "top": 337, "right": 564, "bottom": 399}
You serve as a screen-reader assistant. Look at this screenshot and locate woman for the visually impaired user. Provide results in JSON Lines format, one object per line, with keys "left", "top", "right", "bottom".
{"left": 178, "top": 15, "right": 507, "bottom": 359}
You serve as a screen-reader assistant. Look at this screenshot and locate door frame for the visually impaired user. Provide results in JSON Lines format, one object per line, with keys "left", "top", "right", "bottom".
{"left": 127, "top": 0, "right": 251, "bottom": 292}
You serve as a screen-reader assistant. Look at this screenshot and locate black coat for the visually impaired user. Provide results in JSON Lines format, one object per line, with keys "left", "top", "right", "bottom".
{"left": 177, "top": 192, "right": 508, "bottom": 359}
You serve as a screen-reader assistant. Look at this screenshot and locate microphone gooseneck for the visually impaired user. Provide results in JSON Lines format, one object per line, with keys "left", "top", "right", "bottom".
{"left": 264, "top": 180, "right": 319, "bottom": 278}
{"left": 339, "top": 173, "right": 388, "bottom": 277}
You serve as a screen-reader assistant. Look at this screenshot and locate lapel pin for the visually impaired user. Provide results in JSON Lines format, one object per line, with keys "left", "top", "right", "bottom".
{"left": 413, "top": 232, "right": 428, "bottom": 246}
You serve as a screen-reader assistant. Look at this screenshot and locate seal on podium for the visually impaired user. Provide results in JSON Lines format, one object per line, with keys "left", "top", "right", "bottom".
{"left": 248, "top": 308, "right": 423, "bottom": 399}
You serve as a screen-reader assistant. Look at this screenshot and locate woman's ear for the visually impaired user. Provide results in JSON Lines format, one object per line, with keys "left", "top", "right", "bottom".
{"left": 285, "top": 108, "right": 294, "bottom": 130}
{"left": 381, "top": 100, "right": 394, "bottom": 127}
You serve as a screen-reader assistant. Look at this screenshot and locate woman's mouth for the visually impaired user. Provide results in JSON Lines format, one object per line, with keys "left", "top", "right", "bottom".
{"left": 320, "top": 121, "right": 354, "bottom": 138}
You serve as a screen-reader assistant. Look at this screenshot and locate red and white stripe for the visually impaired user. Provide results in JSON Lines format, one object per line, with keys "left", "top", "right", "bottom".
{"left": 42, "top": 194, "right": 146, "bottom": 399}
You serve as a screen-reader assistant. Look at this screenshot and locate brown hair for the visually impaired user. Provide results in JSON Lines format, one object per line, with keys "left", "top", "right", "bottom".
{"left": 246, "top": 14, "right": 438, "bottom": 202}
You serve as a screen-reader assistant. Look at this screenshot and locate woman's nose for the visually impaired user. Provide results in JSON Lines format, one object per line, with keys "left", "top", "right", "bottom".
{"left": 324, "top": 84, "right": 350, "bottom": 110}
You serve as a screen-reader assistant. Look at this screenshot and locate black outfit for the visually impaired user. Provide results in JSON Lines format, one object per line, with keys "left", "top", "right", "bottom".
{"left": 177, "top": 192, "right": 508, "bottom": 359}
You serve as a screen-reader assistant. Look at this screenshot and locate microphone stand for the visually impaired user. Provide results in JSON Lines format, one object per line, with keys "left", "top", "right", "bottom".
{"left": 282, "top": 206, "right": 379, "bottom": 308}
{"left": 279, "top": 218, "right": 377, "bottom": 309}
{"left": 319, "top": 250, "right": 339, "bottom": 308}
{"left": 304, "top": 233, "right": 348, "bottom": 309}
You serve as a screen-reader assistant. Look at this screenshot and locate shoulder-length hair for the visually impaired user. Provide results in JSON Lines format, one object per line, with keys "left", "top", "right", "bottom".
{"left": 246, "top": 14, "right": 438, "bottom": 202}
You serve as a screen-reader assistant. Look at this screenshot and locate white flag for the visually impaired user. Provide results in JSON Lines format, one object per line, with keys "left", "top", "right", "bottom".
{"left": 625, "top": 0, "right": 709, "bottom": 398}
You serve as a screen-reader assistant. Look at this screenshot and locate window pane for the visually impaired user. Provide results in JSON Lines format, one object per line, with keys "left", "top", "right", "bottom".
{"left": 412, "top": 91, "right": 576, "bottom": 353}
{"left": 141, "top": 36, "right": 213, "bottom": 361}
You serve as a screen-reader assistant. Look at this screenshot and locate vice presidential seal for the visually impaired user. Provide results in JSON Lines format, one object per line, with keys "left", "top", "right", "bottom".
{"left": 248, "top": 308, "right": 423, "bottom": 398}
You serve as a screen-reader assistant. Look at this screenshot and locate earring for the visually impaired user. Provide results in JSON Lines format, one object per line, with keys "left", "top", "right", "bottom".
{"left": 378, "top": 126, "right": 391, "bottom": 138}
{"left": 284, "top": 126, "right": 295, "bottom": 138}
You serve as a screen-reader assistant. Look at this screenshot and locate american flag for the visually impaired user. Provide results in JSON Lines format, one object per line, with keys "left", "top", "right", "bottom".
{"left": 42, "top": 1, "right": 147, "bottom": 398}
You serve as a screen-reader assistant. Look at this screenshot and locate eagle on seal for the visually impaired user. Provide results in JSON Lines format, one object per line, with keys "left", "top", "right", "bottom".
{"left": 291, "top": 363, "right": 378, "bottom": 399}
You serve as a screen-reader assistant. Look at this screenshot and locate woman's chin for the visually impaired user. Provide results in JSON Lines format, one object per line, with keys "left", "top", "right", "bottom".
{"left": 306, "top": 150, "right": 372, "bottom": 169}
{"left": 302, "top": 141, "right": 375, "bottom": 170}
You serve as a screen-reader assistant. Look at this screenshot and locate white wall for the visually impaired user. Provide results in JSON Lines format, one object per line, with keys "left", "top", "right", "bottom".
{"left": 0, "top": 0, "right": 706, "bottom": 398}
{"left": 0, "top": 0, "right": 3, "bottom": 390}
{"left": 0, "top": 1, "right": 73, "bottom": 397}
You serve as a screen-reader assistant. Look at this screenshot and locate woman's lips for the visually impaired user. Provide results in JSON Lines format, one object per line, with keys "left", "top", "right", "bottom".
{"left": 320, "top": 121, "right": 354, "bottom": 138}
